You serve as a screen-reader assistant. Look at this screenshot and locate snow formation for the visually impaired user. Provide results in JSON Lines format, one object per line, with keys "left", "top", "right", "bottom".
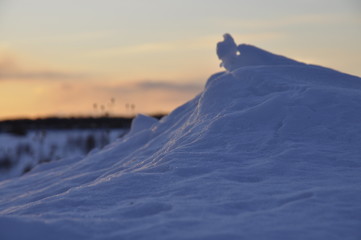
{"left": 217, "top": 33, "right": 303, "bottom": 71}
{"left": 1, "top": 34, "right": 361, "bottom": 240}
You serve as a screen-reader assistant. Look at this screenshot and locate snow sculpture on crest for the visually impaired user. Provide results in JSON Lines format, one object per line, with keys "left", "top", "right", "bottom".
{"left": 217, "top": 33, "right": 305, "bottom": 71}
{"left": 216, "top": 33, "right": 239, "bottom": 71}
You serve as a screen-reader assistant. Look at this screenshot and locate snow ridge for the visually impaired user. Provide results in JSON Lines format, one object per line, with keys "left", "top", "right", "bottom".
{"left": 1, "top": 34, "right": 361, "bottom": 240}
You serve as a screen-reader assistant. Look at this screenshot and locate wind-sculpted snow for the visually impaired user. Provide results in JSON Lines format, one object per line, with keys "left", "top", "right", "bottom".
{"left": 217, "top": 33, "right": 303, "bottom": 71}
{"left": 1, "top": 37, "right": 361, "bottom": 239}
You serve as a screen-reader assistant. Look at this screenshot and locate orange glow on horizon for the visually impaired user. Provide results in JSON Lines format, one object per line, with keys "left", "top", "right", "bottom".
{"left": 0, "top": 78, "right": 203, "bottom": 120}
{"left": 1, "top": 1, "right": 359, "bottom": 120}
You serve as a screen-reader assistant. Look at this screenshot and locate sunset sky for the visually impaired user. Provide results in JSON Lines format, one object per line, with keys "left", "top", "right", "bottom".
{"left": 0, "top": 0, "right": 360, "bottom": 119}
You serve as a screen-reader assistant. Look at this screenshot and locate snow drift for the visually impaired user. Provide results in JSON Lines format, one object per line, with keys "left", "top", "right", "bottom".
{"left": 1, "top": 34, "right": 361, "bottom": 240}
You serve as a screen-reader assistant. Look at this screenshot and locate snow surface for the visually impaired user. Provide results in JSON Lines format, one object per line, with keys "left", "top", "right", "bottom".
{"left": 1, "top": 35, "right": 361, "bottom": 239}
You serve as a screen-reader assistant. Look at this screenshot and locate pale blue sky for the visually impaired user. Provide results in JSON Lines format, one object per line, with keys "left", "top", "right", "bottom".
{"left": 0, "top": 0, "right": 360, "bottom": 118}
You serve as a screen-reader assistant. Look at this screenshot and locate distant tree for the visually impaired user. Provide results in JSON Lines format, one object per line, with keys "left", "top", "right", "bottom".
{"left": 85, "top": 134, "right": 96, "bottom": 153}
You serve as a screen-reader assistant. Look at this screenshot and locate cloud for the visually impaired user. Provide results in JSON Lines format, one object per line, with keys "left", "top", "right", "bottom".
{"left": 87, "top": 37, "right": 217, "bottom": 58}
{"left": 22, "top": 30, "right": 117, "bottom": 45}
{"left": 96, "top": 80, "right": 203, "bottom": 98}
{"left": 216, "top": 13, "right": 356, "bottom": 30}
{"left": 0, "top": 70, "right": 86, "bottom": 80}
{"left": 87, "top": 42, "right": 175, "bottom": 57}
{"left": 0, "top": 57, "right": 87, "bottom": 81}
{"left": 134, "top": 81, "right": 203, "bottom": 92}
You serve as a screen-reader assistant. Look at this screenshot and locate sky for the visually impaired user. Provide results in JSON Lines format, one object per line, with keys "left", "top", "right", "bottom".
{"left": 0, "top": 0, "right": 360, "bottom": 119}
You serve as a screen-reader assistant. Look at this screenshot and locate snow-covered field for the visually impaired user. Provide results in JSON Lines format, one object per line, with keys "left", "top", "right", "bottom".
{"left": 0, "top": 35, "right": 360, "bottom": 240}
{"left": 0, "top": 129, "right": 126, "bottom": 180}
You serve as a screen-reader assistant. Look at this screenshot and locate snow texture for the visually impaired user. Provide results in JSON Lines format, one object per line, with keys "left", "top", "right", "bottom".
{"left": 1, "top": 34, "right": 361, "bottom": 240}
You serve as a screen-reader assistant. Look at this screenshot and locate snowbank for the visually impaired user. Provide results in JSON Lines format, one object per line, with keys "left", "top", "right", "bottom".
{"left": 0, "top": 35, "right": 361, "bottom": 240}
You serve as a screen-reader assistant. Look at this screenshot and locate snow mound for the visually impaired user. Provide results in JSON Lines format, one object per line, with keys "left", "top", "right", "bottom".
{"left": 1, "top": 35, "right": 361, "bottom": 240}
{"left": 128, "top": 114, "right": 158, "bottom": 135}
